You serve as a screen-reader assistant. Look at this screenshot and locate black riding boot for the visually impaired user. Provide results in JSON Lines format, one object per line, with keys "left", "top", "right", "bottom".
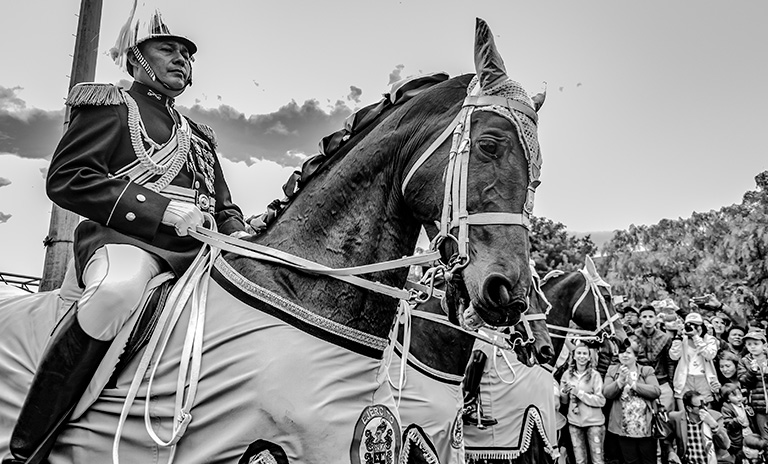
{"left": 462, "top": 350, "right": 497, "bottom": 428}
{"left": 5, "top": 310, "right": 110, "bottom": 464}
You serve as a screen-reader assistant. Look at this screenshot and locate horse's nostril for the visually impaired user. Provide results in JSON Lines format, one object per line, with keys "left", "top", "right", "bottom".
{"left": 482, "top": 273, "right": 514, "bottom": 307}
{"left": 541, "top": 345, "right": 555, "bottom": 360}
{"left": 510, "top": 299, "right": 527, "bottom": 314}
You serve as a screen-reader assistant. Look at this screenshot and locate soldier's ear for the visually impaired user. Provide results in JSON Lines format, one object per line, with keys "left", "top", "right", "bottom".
{"left": 126, "top": 50, "right": 139, "bottom": 76}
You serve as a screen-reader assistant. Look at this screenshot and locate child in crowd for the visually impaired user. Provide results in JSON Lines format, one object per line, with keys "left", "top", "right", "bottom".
{"left": 739, "top": 330, "right": 768, "bottom": 440}
{"left": 743, "top": 434, "right": 768, "bottom": 464}
{"left": 721, "top": 383, "right": 756, "bottom": 464}
{"left": 561, "top": 342, "right": 606, "bottom": 464}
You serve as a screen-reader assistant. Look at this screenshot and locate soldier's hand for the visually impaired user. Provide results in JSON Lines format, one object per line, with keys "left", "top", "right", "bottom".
{"left": 162, "top": 200, "right": 204, "bottom": 236}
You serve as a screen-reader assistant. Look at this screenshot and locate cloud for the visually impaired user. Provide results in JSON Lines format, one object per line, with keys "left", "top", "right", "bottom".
{"left": 388, "top": 65, "right": 405, "bottom": 85}
{"left": 347, "top": 85, "right": 362, "bottom": 103}
{"left": 183, "top": 98, "right": 352, "bottom": 167}
{"left": 0, "top": 212, "right": 10, "bottom": 223}
{"left": 0, "top": 83, "right": 354, "bottom": 168}
{"left": 0, "top": 177, "right": 10, "bottom": 187}
{"left": 0, "top": 85, "right": 64, "bottom": 159}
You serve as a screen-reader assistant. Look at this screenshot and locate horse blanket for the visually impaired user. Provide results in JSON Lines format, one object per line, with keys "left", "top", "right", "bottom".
{"left": 463, "top": 338, "right": 559, "bottom": 461}
{"left": 0, "top": 259, "right": 402, "bottom": 463}
{"left": 383, "top": 342, "right": 464, "bottom": 464}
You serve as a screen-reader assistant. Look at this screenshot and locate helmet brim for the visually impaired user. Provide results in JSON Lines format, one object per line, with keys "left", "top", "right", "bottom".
{"left": 137, "top": 34, "right": 197, "bottom": 56}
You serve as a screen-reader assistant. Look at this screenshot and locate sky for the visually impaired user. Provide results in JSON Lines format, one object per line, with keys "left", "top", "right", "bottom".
{"left": 1, "top": 0, "right": 767, "bottom": 277}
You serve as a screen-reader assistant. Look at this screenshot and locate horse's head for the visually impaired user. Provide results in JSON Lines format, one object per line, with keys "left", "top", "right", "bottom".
{"left": 402, "top": 19, "right": 544, "bottom": 329}
{"left": 570, "top": 258, "right": 629, "bottom": 351}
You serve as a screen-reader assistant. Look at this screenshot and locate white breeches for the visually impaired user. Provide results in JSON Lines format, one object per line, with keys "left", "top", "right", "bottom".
{"left": 62, "top": 245, "right": 162, "bottom": 341}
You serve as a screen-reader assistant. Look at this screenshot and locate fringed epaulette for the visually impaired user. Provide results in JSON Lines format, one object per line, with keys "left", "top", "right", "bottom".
{"left": 188, "top": 119, "right": 218, "bottom": 149}
{"left": 65, "top": 83, "right": 126, "bottom": 107}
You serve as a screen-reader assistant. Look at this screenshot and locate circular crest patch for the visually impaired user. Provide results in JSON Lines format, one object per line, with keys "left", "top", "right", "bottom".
{"left": 350, "top": 404, "right": 401, "bottom": 464}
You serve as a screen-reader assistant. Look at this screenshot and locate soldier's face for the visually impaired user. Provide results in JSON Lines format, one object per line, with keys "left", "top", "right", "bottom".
{"left": 135, "top": 39, "right": 193, "bottom": 94}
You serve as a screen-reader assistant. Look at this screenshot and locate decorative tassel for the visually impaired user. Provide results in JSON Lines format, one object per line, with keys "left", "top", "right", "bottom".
{"left": 65, "top": 83, "right": 125, "bottom": 107}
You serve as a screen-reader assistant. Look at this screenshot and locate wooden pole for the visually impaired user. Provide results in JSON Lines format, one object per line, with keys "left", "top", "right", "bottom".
{"left": 40, "top": 0, "right": 103, "bottom": 291}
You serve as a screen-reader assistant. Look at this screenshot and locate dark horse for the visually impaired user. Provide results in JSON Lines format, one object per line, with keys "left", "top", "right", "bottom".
{"left": 462, "top": 258, "right": 628, "bottom": 464}
{"left": 0, "top": 19, "right": 544, "bottom": 463}
{"left": 542, "top": 257, "right": 629, "bottom": 366}
{"left": 392, "top": 271, "right": 554, "bottom": 464}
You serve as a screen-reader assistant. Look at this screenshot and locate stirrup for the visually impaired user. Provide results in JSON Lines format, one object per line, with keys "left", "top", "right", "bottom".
{"left": 462, "top": 403, "right": 498, "bottom": 429}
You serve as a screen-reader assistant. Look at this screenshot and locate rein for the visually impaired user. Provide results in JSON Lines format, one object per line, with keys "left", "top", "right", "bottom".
{"left": 545, "top": 268, "right": 620, "bottom": 343}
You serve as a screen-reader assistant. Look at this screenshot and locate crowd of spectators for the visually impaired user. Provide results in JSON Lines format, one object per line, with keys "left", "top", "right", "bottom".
{"left": 556, "top": 301, "right": 768, "bottom": 464}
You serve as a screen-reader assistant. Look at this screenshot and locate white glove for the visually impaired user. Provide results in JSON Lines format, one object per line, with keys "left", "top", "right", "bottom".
{"left": 162, "top": 200, "right": 204, "bottom": 236}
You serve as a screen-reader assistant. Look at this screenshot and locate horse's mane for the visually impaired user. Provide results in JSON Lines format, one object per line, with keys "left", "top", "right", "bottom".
{"left": 286, "top": 74, "right": 474, "bottom": 203}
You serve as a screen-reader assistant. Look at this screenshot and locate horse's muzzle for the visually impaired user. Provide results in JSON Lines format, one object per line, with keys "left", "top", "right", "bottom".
{"left": 475, "top": 298, "right": 526, "bottom": 327}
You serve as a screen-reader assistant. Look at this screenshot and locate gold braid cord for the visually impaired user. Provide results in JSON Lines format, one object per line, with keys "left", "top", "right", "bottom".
{"left": 123, "top": 90, "right": 190, "bottom": 193}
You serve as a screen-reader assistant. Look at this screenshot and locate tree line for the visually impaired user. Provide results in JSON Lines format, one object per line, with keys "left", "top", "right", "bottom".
{"left": 530, "top": 170, "right": 768, "bottom": 321}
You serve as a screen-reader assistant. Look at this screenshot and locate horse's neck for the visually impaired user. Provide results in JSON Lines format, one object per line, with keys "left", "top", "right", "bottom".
{"left": 238, "top": 141, "right": 421, "bottom": 339}
{"left": 404, "top": 304, "right": 475, "bottom": 377}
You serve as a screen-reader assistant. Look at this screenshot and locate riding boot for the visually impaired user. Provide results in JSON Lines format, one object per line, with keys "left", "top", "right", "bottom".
{"left": 6, "top": 309, "right": 111, "bottom": 464}
{"left": 462, "top": 350, "right": 498, "bottom": 428}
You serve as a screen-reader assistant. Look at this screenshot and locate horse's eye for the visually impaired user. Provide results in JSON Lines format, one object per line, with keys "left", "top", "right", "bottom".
{"left": 477, "top": 139, "right": 499, "bottom": 157}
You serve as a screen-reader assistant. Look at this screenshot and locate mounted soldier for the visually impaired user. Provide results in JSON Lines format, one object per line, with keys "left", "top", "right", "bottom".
{"left": 3, "top": 6, "right": 247, "bottom": 463}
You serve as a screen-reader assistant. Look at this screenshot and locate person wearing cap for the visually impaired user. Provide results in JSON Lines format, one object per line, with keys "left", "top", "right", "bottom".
{"left": 670, "top": 312, "right": 721, "bottom": 411}
{"left": 738, "top": 330, "right": 768, "bottom": 440}
{"left": 622, "top": 305, "right": 641, "bottom": 332}
{"left": 632, "top": 305, "right": 677, "bottom": 412}
{"left": 3, "top": 9, "right": 247, "bottom": 464}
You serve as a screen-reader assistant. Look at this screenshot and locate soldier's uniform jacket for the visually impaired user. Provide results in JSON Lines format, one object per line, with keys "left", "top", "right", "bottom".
{"left": 47, "top": 81, "right": 246, "bottom": 283}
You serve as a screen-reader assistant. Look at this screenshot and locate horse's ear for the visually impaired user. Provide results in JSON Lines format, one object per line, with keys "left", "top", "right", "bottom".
{"left": 584, "top": 256, "right": 600, "bottom": 279}
{"left": 474, "top": 18, "right": 508, "bottom": 90}
{"left": 532, "top": 83, "right": 547, "bottom": 112}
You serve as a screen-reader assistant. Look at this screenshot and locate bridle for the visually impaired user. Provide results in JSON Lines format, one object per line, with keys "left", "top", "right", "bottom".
{"left": 401, "top": 81, "right": 539, "bottom": 278}
{"left": 545, "top": 268, "right": 621, "bottom": 343}
{"left": 403, "top": 264, "right": 549, "bottom": 352}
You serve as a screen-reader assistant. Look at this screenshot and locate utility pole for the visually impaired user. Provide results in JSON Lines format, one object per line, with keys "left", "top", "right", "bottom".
{"left": 40, "top": 0, "right": 103, "bottom": 291}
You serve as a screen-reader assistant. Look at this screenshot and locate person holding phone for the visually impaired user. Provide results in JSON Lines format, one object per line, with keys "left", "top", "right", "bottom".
{"left": 670, "top": 312, "right": 721, "bottom": 411}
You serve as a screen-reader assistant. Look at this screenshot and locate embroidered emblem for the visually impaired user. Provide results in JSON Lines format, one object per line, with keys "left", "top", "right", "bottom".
{"left": 350, "top": 404, "right": 401, "bottom": 464}
{"left": 147, "top": 89, "right": 163, "bottom": 100}
{"left": 451, "top": 408, "right": 464, "bottom": 449}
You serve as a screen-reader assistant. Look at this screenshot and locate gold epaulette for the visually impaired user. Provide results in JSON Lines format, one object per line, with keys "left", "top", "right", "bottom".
{"left": 65, "top": 83, "right": 126, "bottom": 107}
{"left": 196, "top": 123, "right": 218, "bottom": 149}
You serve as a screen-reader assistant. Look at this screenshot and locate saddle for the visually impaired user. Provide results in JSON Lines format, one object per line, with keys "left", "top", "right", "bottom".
{"left": 106, "top": 278, "right": 175, "bottom": 388}
{"left": 69, "top": 273, "right": 175, "bottom": 419}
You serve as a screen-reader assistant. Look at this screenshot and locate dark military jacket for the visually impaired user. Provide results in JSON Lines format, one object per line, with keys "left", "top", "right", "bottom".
{"left": 47, "top": 81, "right": 245, "bottom": 282}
